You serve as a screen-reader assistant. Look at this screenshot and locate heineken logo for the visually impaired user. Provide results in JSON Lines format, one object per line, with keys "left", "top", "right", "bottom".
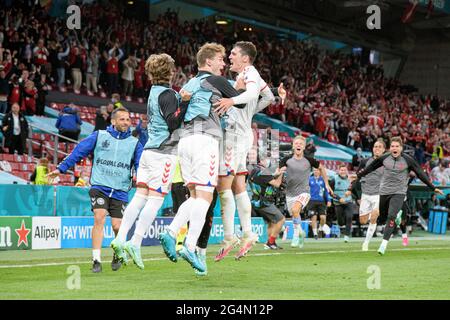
{"left": 0, "top": 217, "right": 32, "bottom": 250}
{"left": 15, "top": 220, "right": 31, "bottom": 247}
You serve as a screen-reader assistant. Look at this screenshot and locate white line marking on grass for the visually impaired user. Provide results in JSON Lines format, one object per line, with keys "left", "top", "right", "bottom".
{"left": 1, "top": 246, "right": 449, "bottom": 269}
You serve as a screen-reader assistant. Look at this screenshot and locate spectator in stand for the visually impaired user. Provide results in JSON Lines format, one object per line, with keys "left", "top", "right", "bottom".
{"left": 0, "top": 65, "right": 9, "bottom": 113}
{"left": 106, "top": 103, "right": 114, "bottom": 126}
{"left": 431, "top": 160, "right": 450, "bottom": 186}
{"left": 56, "top": 43, "right": 70, "bottom": 91}
{"left": 35, "top": 73, "right": 50, "bottom": 116}
{"left": 121, "top": 52, "right": 138, "bottom": 101}
{"left": 55, "top": 105, "right": 82, "bottom": 142}
{"left": 106, "top": 44, "right": 123, "bottom": 95}
{"left": 133, "top": 114, "right": 149, "bottom": 147}
{"left": 33, "top": 39, "right": 49, "bottom": 74}
{"left": 1, "top": 102, "right": 29, "bottom": 155}
{"left": 86, "top": 48, "right": 100, "bottom": 96}
{"left": 70, "top": 46, "right": 84, "bottom": 94}
{"left": 22, "top": 79, "right": 37, "bottom": 115}
{"left": 327, "top": 128, "right": 339, "bottom": 144}
{"left": 94, "top": 105, "right": 109, "bottom": 131}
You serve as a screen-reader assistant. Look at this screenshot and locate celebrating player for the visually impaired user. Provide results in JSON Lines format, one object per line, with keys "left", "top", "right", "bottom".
{"left": 356, "top": 139, "right": 385, "bottom": 251}
{"left": 110, "top": 53, "right": 190, "bottom": 269}
{"left": 280, "top": 136, "right": 332, "bottom": 248}
{"left": 349, "top": 137, "right": 443, "bottom": 255}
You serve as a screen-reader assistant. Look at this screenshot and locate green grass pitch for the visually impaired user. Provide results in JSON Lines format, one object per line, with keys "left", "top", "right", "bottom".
{"left": 1, "top": 234, "right": 450, "bottom": 300}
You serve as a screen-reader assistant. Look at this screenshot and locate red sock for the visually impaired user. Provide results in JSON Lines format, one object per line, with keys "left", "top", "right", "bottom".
{"left": 269, "top": 236, "right": 276, "bottom": 244}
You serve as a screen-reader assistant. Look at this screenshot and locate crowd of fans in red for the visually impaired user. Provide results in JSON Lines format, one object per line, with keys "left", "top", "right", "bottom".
{"left": 0, "top": 1, "right": 449, "bottom": 163}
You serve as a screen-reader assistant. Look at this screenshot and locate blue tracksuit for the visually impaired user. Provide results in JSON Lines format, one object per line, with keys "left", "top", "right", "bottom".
{"left": 309, "top": 175, "right": 331, "bottom": 203}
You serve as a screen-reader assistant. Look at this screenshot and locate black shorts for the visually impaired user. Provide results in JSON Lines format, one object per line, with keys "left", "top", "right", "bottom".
{"left": 88, "top": 189, "right": 127, "bottom": 219}
{"left": 379, "top": 194, "right": 406, "bottom": 224}
{"left": 254, "top": 204, "right": 285, "bottom": 224}
{"left": 307, "top": 201, "right": 327, "bottom": 216}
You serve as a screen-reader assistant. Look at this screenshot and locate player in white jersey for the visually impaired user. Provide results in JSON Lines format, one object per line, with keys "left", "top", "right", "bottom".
{"left": 214, "top": 41, "right": 284, "bottom": 261}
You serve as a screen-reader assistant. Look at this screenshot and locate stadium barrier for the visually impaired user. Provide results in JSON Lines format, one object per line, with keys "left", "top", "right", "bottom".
{"left": 0, "top": 216, "right": 268, "bottom": 250}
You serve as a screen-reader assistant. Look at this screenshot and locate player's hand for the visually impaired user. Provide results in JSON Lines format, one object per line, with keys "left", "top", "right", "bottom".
{"left": 235, "top": 77, "right": 246, "bottom": 91}
{"left": 434, "top": 188, "right": 444, "bottom": 195}
{"left": 47, "top": 169, "right": 61, "bottom": 179}
{"left": 213, "top": 98, "right": 234, "bottom": 116}
{"left": 179, "top": 89, "right": 192, "bottom": 102}
{"left": 344, "top": 190, "right": 352, "bottom": 197}
{"left": 339, "top": 198, "right": 345, "bottom": 204}
{"left": 277, "top": 83, "right": 287, "bottom": 102}
{"left": 326, "top": 201, "right": 331, "bottom": 207}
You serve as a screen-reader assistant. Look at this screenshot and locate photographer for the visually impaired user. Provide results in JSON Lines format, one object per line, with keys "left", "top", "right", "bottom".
{"left": 248, "top": 155, "right": 286, "bottom": 250}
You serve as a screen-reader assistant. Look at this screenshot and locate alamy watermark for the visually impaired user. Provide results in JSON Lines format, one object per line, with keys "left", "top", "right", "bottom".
{"left": 66, "top": 5, "right": 81, "bottom": 30}
{"left": 367, "top": 5, "right": 381, "bottom": 30}
{"left": 366, "top": 265, "right": 381, "bottom": 290}
{"left": 66, "top": 265, "right": 81, "bottom": 290}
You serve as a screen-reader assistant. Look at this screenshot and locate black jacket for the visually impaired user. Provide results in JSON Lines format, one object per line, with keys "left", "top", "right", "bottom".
{"left": 1, "top": 111, "right": 29, "bottom": 147}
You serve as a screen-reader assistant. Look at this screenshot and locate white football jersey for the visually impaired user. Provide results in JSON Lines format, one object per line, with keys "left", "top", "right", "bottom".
{"left": 225, "top": 66, "right": 271, "bottom": 137}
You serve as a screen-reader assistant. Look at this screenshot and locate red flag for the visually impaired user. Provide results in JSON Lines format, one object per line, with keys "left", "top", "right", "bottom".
{"left": 401, "top": 0, "right": 419, "bottom": 23}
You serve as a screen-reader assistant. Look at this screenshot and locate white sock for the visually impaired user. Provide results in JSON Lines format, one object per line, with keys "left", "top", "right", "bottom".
{"left": 117, "top": 193, "right": 147, "bottom": 242}
{"left": 235, "top": 191, "right": 252, "bottom": 238}
{"left": 168, "top": 197, "right": 195, "bottom": 237}
{"left": 131, "top": 196, "right": 164, "bottom": 247}
{"left": 318, "top": 225, "right": 323, "bottom": 232}
{"left": 197, "top": 247, "right": 207, "bottom": 256}
{"left": 402, "top": 233, "right": 408, "bottom": 239}
{"left": 293, "top": 224, "right": 301, "bottom": 238}
{"left": 185, "top": 198, "right": 210, "bottom": 252}
{"left": 219, "top": 190, "right": 236, "bottom": 241}
{"left": 365, "top": 223, "right": 377, "bottom": 244}
{"left": 313, "top": 228, "right": 318, "bottom": 236}
{"left": 380, "top": 239, "right": 389, "bottom": 249}
{"left": 92, "top": 249, "right": 101, "bottom": 262}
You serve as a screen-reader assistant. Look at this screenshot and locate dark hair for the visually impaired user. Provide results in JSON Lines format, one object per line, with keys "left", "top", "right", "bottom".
{"left": 234, "top": 41, "right": 257, "bottom": 63}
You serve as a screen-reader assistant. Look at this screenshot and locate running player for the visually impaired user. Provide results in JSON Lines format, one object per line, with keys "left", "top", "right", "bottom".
{"left": 356, "top": 139, "right": 385, "bottom": 251}
{"left": 280, "top": 135, "right": 332, "bottom": 248}
{"left": 110, "top": 53, "right": 190, "bottom": 269}
{"left": 349, "top": 137, "right": 443, "bottom": 255}
{"left": 213, "top": 41, "right": 282, "bottom": 261}
{"left": 158, "top": 43, "right": 247, "bottom": 273}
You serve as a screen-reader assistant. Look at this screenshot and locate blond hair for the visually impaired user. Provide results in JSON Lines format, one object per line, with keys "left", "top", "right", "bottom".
{"left": 390, "top": 136, "right": 403, "bottom": 147}
{"left": 293, "top": 135, "right": 306, "bottom": 144}
{"left": 145, "top": 53, "right": 175, "bottom": 84}
{"left": 196, "top": 43, "right": 225, "bottom": 68}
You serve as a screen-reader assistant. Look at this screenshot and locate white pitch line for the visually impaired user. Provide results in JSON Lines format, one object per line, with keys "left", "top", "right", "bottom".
{"left": 1, "top": 246, "right": 449, "bottom": 269}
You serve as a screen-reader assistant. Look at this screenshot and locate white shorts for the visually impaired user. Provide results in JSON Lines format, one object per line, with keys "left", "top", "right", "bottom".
{"left": 359, "top": 194, "right": 380, "bottom": 216}
{"left": 286, "top": 193, "right": 311, "bottom": 215}
{"left": 178, "top": 134, "right": 219, "bottom": 188}
{"left": 136, "top": 149, "right": 177, "bottom": 195}
{"left": 219, "top": 132, "right": 253, "bottom": 176}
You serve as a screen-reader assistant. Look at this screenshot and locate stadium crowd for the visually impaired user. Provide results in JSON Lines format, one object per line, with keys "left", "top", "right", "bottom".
{"left": 0, "top": 0, "right": 449, "bottom": 163}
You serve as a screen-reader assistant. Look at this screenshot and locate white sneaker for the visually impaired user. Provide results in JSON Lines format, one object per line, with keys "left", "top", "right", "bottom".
{"left": 344, "top": 235, "right": 349, "bottom": 243}
{"left": 362, "top": 242, "right": 369, "bottom": 251}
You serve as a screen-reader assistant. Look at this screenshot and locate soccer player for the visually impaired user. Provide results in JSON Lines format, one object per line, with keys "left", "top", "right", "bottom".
{"left": 158, "top": 43, "right": 247, "bottom": 273}
{"left": 248, "top": 155, "right": 286, "bottom": 250}
{"left": 279, "top": 136, "right": 332, "bottom": 248}
{"left": 308, "top": 168, "right": 332, "bottom": 239}
{"left": 349, "top": 137, "right": 443, "bottom": 255}
{"left": 331, "top": 164, "right": 357, "bottom": 243}
{"left": 48, "top": 107, "right": 143, "bottom": 273}
{"left": 213, "top": 41, "right": 280, "bottom": 261}
{"left": 356, "top": 139, "right": 385, "bottom": 251}
{"left": 109, "top": 54, "right": 190, "bottom": 270}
